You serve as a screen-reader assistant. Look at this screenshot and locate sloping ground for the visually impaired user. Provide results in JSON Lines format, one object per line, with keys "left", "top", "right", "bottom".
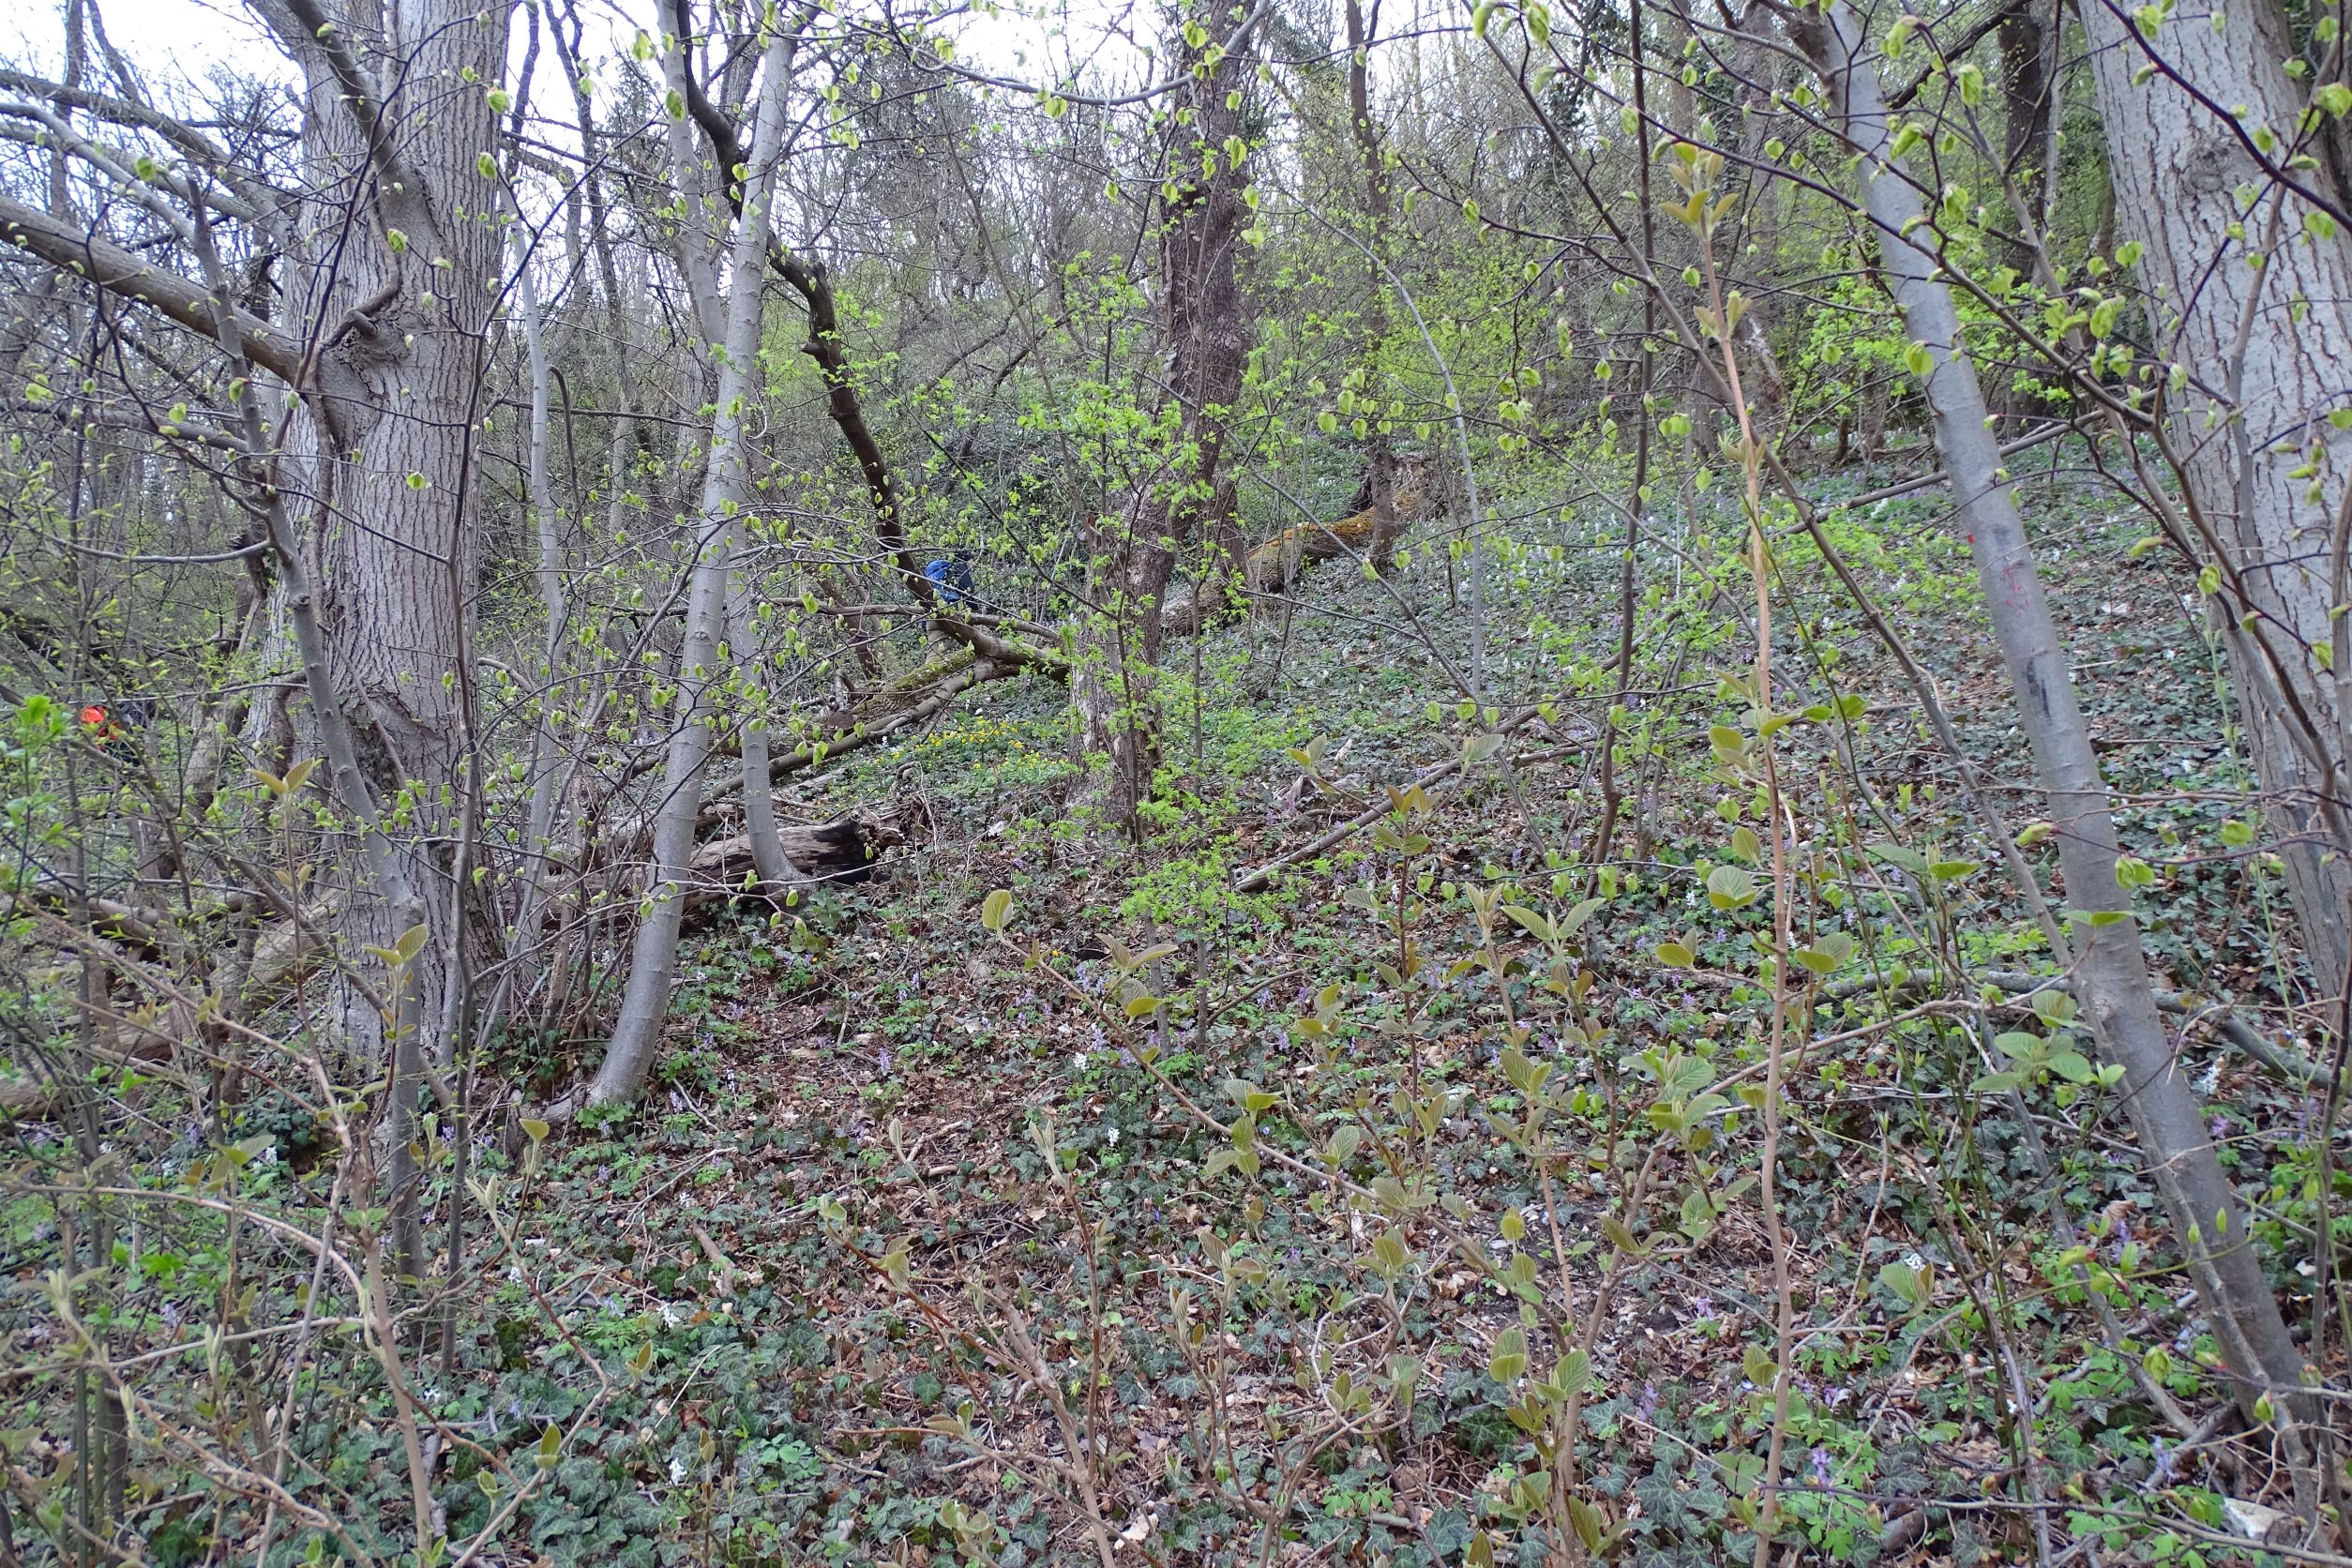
{"left": 42, "top": 450, "right": 2329, "bottom": 1567}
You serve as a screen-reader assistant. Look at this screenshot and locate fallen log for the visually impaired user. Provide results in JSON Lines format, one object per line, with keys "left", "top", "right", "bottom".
{"left": 1246, "top": 501, "right": 1390, "bottom": 595}
{"left": 0, "top": 1071, "right": 59, "bottom": 1119}
{"left": 744, "top": 651, "right": 1022, "bottom": 792}
{"left": 1165, "top": 462, "right": 1429, "bottom": 637}
{"left": 534, "top": 807, "right": 907, "bottom": 925}
{"left": 688, "top": 808, "right": 906, "bottom": 893}
{"left": 1246, "top": 458, "right": 1426, "bottom": 595}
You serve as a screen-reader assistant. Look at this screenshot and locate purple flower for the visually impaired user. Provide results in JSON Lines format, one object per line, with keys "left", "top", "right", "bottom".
{"left": 1809, "top": 1447, "right": 1832, "bottom": 1487}
{"left": 877, "top": 1048, "right": 892, "bottom": 1075}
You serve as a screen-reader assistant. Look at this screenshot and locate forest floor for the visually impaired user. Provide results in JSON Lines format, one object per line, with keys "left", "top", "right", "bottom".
{"left": 460, "top": 446, "right": 2332, "bottom": 1567}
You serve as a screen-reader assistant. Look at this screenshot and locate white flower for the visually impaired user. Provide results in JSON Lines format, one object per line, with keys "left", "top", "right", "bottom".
{"left": 669, "top": 1455, "right": 689, "bottom": 1484}
{"left": 1074, "top": 1051, "right": 1089, "bottom": 1072}
{"left": 1107, "top": 1127, "right": 1120, "bottom": 1146}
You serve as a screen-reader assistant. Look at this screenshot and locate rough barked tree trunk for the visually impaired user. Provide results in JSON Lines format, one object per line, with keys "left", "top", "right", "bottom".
{"left": 1786, "top": 0, "right": 2311, "bottom": 1430}
{"left": 250, "top": 0, "right": 507, "bottom": 1076}
{"left": 2077, "top": 0, "right": 2352, "bottom": 996}
{"left": 0, "top": 0, "right": 505, "bottom": 1260}
{"left": 1990, "top": 0, "right": 2055, "bottom": 421}
{"left": 588, "top": 9, "right": 807, "bottom": 1108}
{"left": 1073, "top": 0, "right": 1253, "bottom": 823}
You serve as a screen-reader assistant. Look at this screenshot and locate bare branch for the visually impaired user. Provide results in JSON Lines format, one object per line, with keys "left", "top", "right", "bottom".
{"left": 0, "top": 193, "right": 305, "bottom": 384}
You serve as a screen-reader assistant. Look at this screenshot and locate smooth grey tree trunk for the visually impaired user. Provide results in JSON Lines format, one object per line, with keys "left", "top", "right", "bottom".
{"left": 587, "top": 13, "right": 806, "bottom": 1108}
{"left": 2076, "top": 0, "right": 2352, "bottom": 996}
{"left": 656, "top": 39, "right": 809, "bottom": 908}
{"left": 509, "top": 228, "right": 567, "bottom": 1007}
{"left": 730, "top": 588, "right": 810, "bottom": 897}
{"left": 1786, "top": 0, "right": 2309, "bottom": 1427}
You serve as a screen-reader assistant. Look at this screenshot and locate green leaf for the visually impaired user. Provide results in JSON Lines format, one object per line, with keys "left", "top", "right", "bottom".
{"left": 1878, "top": 1259, "right": 1927, "bottom": 1308}
{"left": 1655, "top": 940, "right": 1695, "bottom": 968}
{"left": 1487, "top": 1325, "right": 1528, "bottom": 1383}
{"left": 1502, "top": 905, "right": 1554, "bottom": 943}
{"left": 2047, "top": 1049, "right": 2096, "bottom": 1085}
{"left": 1705, "top": 865, "right": 1757, "bottom": 911}
{"left": 979, "top": 888, "right": 1012, "bottom": 933}
{"left": 1865, "top": 840, "right": 1930, "bottom": 878}
{"left": 1599, "top": 1215, "right": 1647, "bottom": 1257}
{"left": 1555, "top": 897, "right": 1605, "bottom": 939}
{"left": 1500, "top": 1048, "right": 1548, "bottom": 1095}
{"left": 1994, "top": 1032, "right": 2043, "bottom": 1061}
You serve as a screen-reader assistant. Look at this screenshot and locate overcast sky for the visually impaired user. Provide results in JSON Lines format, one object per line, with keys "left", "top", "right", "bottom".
{"left": 0, "top": 0, "right": 1161, "bottom": 104}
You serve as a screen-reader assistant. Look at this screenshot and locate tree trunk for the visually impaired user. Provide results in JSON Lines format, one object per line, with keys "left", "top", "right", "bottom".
{"left": 1995, "top": 0, "right": 2053, "bottom": 279}
{"left": 1073, "top": 0, "right": 1253, "bottom": 823}
{"left": 1787, "top": 0, "right": 2311, "bottom": 1431}
{"left": 1990, "top": 0, "right": 2055, "bottom": 423}
{"left": 2076, "top": 0, "right": 2352, "bottom": 998}
{"left": 588, "top": 9, "right": 806, "bottom": 1108}
{"left": 1730, "top": 1, "right": 1792, "bottom": 429}
{"left": 731, "top": 585, "right": 811, "bottom": 898}
{"left": 1345, "top": 0, "right": 1400, "bottom": 567}
{"left": 252, "top": 0, "right": 507, "bottom": 1080}
{"left": 1074, "top": 512, "right": 1176, "bottom": 826}
{"left": 509, "top": 227, "right": 566, "bottom": 1008}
